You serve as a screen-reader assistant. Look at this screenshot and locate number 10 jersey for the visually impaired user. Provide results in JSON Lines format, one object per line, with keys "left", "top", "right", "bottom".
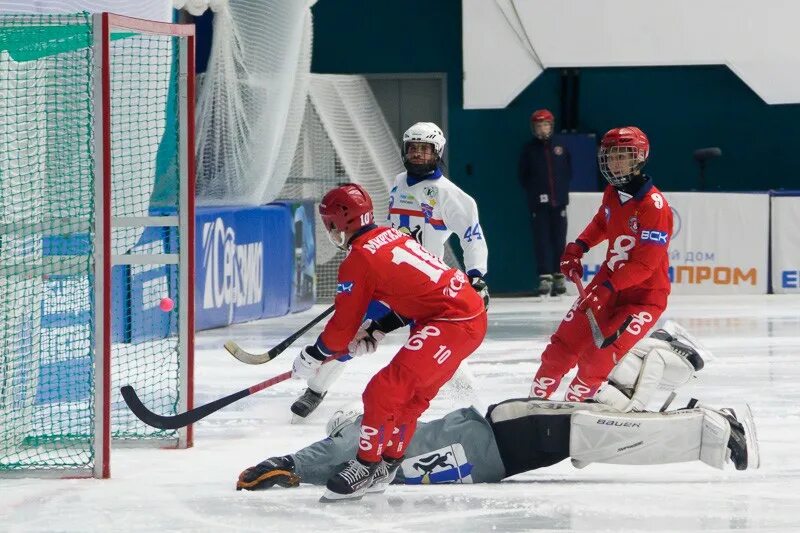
{"left": 318, "top": 226, "right": 485, "bottom": 353}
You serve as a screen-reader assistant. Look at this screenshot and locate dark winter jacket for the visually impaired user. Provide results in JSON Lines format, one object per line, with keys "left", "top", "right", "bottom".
{"left": 518, "top": 135, "right": 572, "bottom": 209}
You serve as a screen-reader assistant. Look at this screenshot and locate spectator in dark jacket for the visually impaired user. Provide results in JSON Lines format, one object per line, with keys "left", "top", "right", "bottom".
{"left": 518, "top": 109, "right": 573, "bottom": 297}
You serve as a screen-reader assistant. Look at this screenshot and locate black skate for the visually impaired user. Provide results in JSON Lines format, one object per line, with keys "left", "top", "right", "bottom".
{"left": 718, "top": 405, "right": 760, "bottom": 470}
{"left": 236, "top": 455, "right": 300, "bottom": 490}
{"left": 650, "top": 328, "right": 705, "bottom": 371}
{"left": 649, "top": 328, "right": 675, "bottom": 342}
{"left": 367, "top": 456, "right": 404, "bottom": 494}
{"left": 536, "top": 274, "right": 553, "bottom": 297}
{"left": 550, "top": 273, "right": 567, "bottom": 296}
{"left": 320, "top": 458, "right": 380, "bottom": 502}
{"left": 291, "top": 388, "right": 326, "bottom": 419}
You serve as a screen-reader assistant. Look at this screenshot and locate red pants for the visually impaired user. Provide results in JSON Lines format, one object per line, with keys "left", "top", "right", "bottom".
{"left": 532, "top": 272, "right": 667, "bottom": 402}
{"left": 358, "top": 312, "right": 487, "bottom": 463}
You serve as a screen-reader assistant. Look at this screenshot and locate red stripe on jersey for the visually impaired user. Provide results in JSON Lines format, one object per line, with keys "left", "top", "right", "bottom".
{"left": 389, "top": 207, "right": 445, "bottom": 227}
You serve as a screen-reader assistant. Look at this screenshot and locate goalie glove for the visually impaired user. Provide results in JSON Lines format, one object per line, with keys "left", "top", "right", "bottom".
{"left": 347, "top": 319, "right": 386, "bottom": 357}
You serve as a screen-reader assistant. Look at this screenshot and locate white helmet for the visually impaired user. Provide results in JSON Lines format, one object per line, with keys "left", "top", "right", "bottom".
{"left": 325, "top": 402, "right": 363, "bottom": 438}
{"left": 402, "top": 122, "right": 446, "bottom": 158}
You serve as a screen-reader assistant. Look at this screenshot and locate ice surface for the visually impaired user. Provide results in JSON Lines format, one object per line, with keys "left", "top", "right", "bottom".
{"left": 3, "top": 295, "right": 800, "bottom": 532}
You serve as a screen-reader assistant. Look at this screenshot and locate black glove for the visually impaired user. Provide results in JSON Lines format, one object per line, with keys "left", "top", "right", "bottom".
{"left": 236, "top": 455, "right": 300, "bottom": 491}
{"left": 372, "top": 311, "right": 410, "bottom": 334}
{"left": 470, "top": 276, "right": 490, "bottom": 309}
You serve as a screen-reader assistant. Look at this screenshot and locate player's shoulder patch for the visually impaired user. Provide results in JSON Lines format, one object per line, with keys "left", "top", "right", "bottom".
{"left": 646, "top": 190, "right": 667, "bottom": 210}
{"left": 336, "top": 281, "right": 355, "bottom": 294}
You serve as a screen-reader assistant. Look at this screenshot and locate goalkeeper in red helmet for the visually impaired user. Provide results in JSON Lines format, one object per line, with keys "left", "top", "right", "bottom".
{"left": 291, "top": 183, "right": 487, "bottom": 502}
{"left": 530, "top": 126, "right": 673, "bottom": 403}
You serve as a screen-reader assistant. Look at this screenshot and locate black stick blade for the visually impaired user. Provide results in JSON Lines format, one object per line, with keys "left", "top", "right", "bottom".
{"left": 120, "top": 385, "right": 179, "bottom": 430}
{"left": 599, "top": 315, "right": 635, "bottom": 348}
{"left": 120, "top": 385, "right": 251, "bottom": 430}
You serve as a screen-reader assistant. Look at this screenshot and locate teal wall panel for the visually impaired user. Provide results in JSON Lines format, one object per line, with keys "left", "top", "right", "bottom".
{"left": 312, "top": 0, "right": 800, "bottom": 293}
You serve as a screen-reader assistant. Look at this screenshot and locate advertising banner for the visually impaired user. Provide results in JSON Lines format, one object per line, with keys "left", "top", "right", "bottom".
{"left": 195, "top": 204, "right": 294, "bottom": 330}
{"left": 276, "top": 200, "right": 316, "bottom": 313}
{"left": 566, "top": 192, "right": 769, "bottom": 295}
{"left": 771, "top": 194, "right": 800, "bottom": 294}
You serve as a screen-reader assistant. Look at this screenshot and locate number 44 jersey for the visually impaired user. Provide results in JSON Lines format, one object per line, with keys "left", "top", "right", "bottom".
{"left": 578, "top": 179, "right": 673, "bottom": 294}
{"left": 319, "top": 227, "right": 486, "bottom": 353}
{"left": 388, "top": 172, "right": 488, "bottom": 277}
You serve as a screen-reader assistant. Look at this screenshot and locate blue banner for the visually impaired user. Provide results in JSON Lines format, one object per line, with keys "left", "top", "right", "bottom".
{"left": 276, "top": 200, "right": 316, "bottom": 313}
{"left": 195, "top": 204, "right": 296, "bottom": 330}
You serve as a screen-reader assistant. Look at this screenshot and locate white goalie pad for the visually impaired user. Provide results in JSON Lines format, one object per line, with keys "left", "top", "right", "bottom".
{"left": 662, "top": 319, "right": 715, "bottom": 365}
{"left": 597, "top": 338, "right": 698, "bottom": 412}
{"left": 569, "top": 408, "right": 732, "bottom": 470}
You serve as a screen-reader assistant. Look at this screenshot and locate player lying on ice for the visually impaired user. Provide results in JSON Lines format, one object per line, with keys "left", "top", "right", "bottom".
{"left": 237, "top": 322, "right": 759, "bottom": 495}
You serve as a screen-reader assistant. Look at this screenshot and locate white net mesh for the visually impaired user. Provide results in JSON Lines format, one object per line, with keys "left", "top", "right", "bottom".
{"left": 195, "top": 1, "right": 459, "bottom": 300}
{"left": 280, "top": 75, "right": 405, "bottom": 299}
{"left": 195, "top": 0, "right": 312, "bottom": 205}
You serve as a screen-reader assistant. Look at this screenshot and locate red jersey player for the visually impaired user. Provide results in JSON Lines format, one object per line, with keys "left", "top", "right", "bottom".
{"left": 530, "top": 126, "right": 673, "bottom": 402}
{"left": 291, "top": 184, "right": 487, "bottom": 502}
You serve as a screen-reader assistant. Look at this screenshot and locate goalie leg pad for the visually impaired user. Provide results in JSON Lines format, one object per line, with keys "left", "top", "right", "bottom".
{"left": 699, "top": 409, "right": 732, "bottom": 469}
{"left": 601, "top": 342, "right": 697, "bottom": 412}
{"left": 570, "top": 409, "right": 712, "bottom": 467}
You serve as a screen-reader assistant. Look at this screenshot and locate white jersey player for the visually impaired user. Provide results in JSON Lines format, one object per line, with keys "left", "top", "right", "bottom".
{"left": 388, "top": 122, "right": 489, "bottom": 303}
{"left": 290, "top": 123, "right": 490, "bottom": 421}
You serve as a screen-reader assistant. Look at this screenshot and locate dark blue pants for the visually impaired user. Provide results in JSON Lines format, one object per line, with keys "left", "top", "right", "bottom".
{"left": 530, "top": 205, "right": 568, "bottom": 277}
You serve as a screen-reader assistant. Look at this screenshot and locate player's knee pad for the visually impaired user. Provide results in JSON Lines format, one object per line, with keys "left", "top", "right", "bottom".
{"left": 308, "top": 358, "right": 347, "bottom": 394}
{"left": 362, "top": 364, "right": 417, "bottom": 415}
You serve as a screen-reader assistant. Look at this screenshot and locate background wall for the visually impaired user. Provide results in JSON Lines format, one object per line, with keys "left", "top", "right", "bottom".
{"left": 311, "top": 0, "right": 800, "bottom": 293}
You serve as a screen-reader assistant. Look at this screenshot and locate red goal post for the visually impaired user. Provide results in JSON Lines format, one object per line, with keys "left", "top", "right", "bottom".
{"left": 92, "top": 12, "right": 196, "bottom": 479}
{"left": 0, "top": 12, "right": 195, "bottom": 479}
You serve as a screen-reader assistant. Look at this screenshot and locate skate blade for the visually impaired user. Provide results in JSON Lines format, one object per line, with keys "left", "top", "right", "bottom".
{"left": 290, "top": 413, "right": 307, "bottom": 425}
{"left": 740, "top": 403, "right": 761, "bottom": 470}
{"left": 662, "top": 320, "right": 715, "bottom": 364}
{"left": 366, "top": 480, "right": 393, "bottom": 494}
{"left": 319, "top": 489, "right": 366, "bottom": 503}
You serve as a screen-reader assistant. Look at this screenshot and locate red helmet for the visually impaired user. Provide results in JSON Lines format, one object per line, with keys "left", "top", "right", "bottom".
{"left": 530, "top": 109, "right": 554, "bottom": 123}
{"left": 319, "top": 184, "right": 374, "bottom": 233}
{"left": 598, "top": 126, "right": 650, "bottom": 186}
